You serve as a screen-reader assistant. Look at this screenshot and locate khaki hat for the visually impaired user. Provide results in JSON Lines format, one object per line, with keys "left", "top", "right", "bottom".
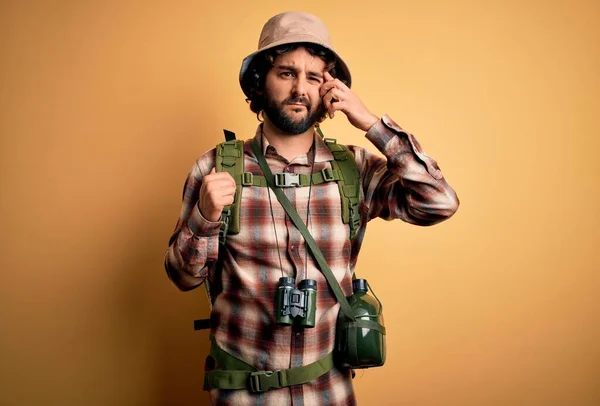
{"left": 239, "top": 11, "right": 352, "bottom": 98}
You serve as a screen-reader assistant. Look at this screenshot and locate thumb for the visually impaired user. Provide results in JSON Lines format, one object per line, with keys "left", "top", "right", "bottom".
{"left": 210, "top": 167, "right": 216, "bottom": 174}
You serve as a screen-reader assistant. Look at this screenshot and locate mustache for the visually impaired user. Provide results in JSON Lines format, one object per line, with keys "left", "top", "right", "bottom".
{"left": 284, "top": 97, "right": 310, "bottom": 106}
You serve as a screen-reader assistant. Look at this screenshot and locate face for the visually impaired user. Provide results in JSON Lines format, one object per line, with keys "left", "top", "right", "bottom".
{"left": 262, "top": 47, "right": 327, "bottom": 135}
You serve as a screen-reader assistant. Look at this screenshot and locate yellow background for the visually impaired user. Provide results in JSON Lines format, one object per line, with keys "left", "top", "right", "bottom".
{"left": 1, "top": 1, "right": 598, "bottom": 405}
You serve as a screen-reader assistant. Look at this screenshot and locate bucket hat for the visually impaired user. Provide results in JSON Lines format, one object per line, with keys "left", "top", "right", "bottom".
{"left": 239, "top": 11, "right": 352, "bottom": 97}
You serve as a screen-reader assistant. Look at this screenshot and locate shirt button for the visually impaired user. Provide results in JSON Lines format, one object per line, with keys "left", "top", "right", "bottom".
{"left": 296, "top": 332, "right": 301, "bottom": 338}
{"left": 291, "top": 246, "right": 296, "bottom": 251}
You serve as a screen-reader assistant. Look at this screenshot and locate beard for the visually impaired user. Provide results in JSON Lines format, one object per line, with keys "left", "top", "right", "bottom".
{"left": 262, "top": 90, "right": 325, "bottom": 135}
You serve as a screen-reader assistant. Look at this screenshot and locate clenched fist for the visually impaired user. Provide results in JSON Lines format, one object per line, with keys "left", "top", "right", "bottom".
{"left": 198, "top": 167, "right": 237, "bottom": 222}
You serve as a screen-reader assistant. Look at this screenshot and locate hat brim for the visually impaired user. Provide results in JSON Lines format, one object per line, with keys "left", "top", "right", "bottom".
{"left": 239, "top": 34, "right": 352, "bottom": 98}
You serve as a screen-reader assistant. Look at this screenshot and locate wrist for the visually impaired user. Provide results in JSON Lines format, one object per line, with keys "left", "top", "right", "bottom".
{"left": 199, "top": 203, "right": 220, "bottom": 222}
{"left": 188, "top": 203, "right": 222, "bottom": 236}
{"left": 360, "top": 113, "right": 379, "bottom": 132}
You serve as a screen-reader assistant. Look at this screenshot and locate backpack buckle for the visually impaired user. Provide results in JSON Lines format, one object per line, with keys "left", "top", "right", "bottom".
{"left": 218, "top": 208, "right": 231, "bottom": 246}
{"left": 349, "top": 203, "right": 361, "bottom": 229}
{"left": 274, "top": 173, "right": 300, "bottom": 187}
{"left": 241, "top": 172, "right": 254, "bottom": 186}
{"left": 321, "top": 167, "right": 335, "bottom": 182}
{"left": 249, "top": 370, "right": 286, "bottom": 393}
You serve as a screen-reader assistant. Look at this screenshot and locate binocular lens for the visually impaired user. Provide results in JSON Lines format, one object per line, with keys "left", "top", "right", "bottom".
{"left": 276, "top": 278, "right": 317, "bottom": 328}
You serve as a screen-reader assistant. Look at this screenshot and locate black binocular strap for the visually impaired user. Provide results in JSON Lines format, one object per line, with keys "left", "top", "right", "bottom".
{"left": 250, "top": 139, "right": 355, "bottom": 323}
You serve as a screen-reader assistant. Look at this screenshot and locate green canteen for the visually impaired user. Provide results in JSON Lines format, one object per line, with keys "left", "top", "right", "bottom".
{"left": 335, "top": 279, "right": 386, "bottom": 369}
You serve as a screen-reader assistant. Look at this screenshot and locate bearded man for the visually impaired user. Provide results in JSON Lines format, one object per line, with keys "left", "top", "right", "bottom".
{"left": 165, "top": 11, "right": 459, "bottom": 405}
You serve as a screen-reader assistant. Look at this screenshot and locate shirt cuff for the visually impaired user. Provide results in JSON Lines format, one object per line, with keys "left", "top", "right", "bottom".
{"left": 365, "top": 114, "right": 443, "bottom": 180}
{"left": 365, "top": 114, "right": 400, "bottom": 149}
{"left": 187, "top": 203, "right": 222, "bottom": 236}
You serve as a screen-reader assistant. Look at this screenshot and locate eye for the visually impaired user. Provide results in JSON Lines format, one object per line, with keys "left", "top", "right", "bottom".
{"left": 308, "top": 76, "right": 322, "bottom": 84}
{"left": 280, "top": 71, "right": 294, "bottom": 78}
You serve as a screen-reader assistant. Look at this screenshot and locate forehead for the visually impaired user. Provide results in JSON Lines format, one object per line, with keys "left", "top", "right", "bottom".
{"left": 273, "top": 46, "right": 326, "bottom": 70}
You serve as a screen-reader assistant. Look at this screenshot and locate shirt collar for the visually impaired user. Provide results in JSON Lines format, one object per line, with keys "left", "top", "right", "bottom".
{"left": 250, "top": 124, "right": 335, "bottom": 164}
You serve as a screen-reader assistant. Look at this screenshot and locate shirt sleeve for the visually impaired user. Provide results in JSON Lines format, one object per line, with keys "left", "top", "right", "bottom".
{"left": 164, "top": 149, "right": 221, "bottom": 291}
{"left": 355, "top": 114, "right": 459, "bottom": 226}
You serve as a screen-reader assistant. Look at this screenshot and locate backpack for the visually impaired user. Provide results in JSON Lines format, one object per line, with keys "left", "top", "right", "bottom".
{"left": 215, "top": 128, "right": 361, "bottom": 246}
{"left": 193, "top": 127, "right": 361, "bottom": 331}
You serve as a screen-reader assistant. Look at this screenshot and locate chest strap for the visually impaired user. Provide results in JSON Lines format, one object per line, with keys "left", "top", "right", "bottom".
{"left": 233, "top": 167, "right": 341, "bottom": 188}
{"left": 204, "top": 337, "right": 334, "bottom": 393}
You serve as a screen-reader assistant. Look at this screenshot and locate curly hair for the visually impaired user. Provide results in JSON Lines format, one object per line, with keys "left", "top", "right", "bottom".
{"left": 241, "top": 43, "right": 340, "bottom": 122}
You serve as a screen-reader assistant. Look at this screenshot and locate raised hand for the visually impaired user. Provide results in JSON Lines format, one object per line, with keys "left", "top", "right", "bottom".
{"left": 320, "top": 71, "right": 379, "bottom": 132}
{"left": 198, "top": 167, "right": 236, "bottom": 222}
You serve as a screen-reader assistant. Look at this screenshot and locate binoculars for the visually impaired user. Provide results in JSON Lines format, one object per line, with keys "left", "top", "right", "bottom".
{"left": 276, "top": 277, "right": 317, "bottom": 328}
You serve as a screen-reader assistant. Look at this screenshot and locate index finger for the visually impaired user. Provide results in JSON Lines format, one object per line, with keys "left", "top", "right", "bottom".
{"left": 323, "top": 70, "right": 334, "bottom": 82}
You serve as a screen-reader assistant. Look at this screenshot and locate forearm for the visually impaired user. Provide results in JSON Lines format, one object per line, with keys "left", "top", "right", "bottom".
{"left": 165, "top": 202, "right": 221, "bottom": 291}
{"left": 165, "top": 152, "right": 221, "bottom": 291}
{"left": 362, "top": 115, "right": 459, "bottom": 225}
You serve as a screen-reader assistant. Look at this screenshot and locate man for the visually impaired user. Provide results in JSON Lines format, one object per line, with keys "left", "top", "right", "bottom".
{"left": 165, "top": 11, "right": 459, "bottom": 405}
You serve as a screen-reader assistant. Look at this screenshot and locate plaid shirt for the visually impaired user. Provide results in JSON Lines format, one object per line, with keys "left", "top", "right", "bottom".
{"left": 165, "top": 115, "right": 459, "bottom": 405}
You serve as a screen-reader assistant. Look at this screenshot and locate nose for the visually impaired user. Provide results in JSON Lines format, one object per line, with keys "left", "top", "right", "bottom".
{"left": 292, "top": 75, "right": 308, "bottom": 97}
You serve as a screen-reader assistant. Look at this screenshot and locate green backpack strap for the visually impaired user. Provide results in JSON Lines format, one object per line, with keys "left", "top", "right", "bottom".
{"left": 215, "top": 130, "right": 244, "bottom": 245}
{"left": 204, "top": 337, "right": 335, "bottom": 393}
{"left": 317, "top": 127, "right": 362, "bottom": 240}
{"left": 193, "top": 131, "right": 239, "bottom": 332}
